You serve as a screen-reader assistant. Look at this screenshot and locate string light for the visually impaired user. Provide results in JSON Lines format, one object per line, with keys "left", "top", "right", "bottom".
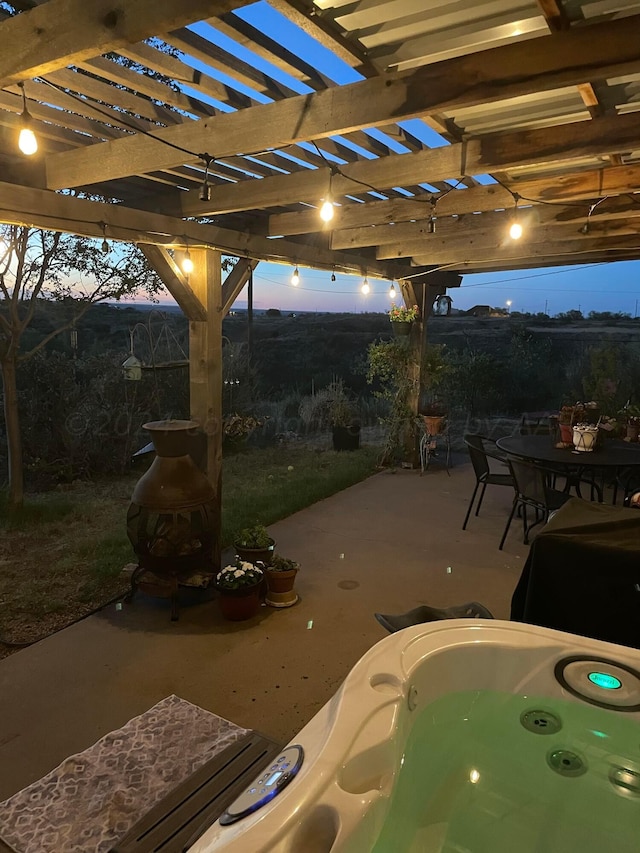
{"left": 389, "top": 281, "right": 397, "bottom": 300}
{"left": 198, "top": 153, "right": 212, "bottom": 202}
{"left": 428, "top": 215, "right": 436, "bottom": 234}
{"left": 579, "top": 198, "right": 607, "bottom": 235}
{"left": 291, "top": 266, "right": 300, "bottom": 286}
{"left": 100, "top": 222, "right": 109, "bottom": 254}
{"left": 508, "top": 193, "right": 523, "bottom": 240}
{"left": 18, "top": 83, "right": 37, "bottom": 156}
{"left": 330, "top": 269, "right": 336, "bottom": 282}
{"left": 361, "top": 276, "right": 370, "bottom": 295}
{"left": 319, "top": 196, "right": 335, "bottom": 222}
{"left": 182, "top": 244, "right": 194, "bottom": 274}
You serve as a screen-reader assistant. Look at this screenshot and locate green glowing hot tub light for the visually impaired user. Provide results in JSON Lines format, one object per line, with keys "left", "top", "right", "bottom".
{"left": 588, "top": 672, "right": 622, "bottom": 690}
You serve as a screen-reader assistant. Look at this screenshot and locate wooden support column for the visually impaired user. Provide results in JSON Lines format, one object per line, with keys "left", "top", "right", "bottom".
{"left": 401, "top": 274, "right": 461, "bottom": 466}
{"left": 188, "top": 248, "right": 223, "bottom": 571}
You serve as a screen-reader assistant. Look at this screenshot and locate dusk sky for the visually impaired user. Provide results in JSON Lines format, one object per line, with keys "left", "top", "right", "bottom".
{"left": 151, "top": 258, "right": 640, "bottom": 318}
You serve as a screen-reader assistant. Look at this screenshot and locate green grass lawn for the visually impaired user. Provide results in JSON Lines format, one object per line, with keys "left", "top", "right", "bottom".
{"left": 0, "top": 444, "right": 380, "bottom": 648}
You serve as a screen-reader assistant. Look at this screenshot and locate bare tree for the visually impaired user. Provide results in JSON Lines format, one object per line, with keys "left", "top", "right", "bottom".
{"left": 0, "top": 225, "right": 159, "bottom": 510}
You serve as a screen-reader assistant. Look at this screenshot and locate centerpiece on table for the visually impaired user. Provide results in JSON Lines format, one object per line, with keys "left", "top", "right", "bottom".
{"left": 215, "top": 558, "right": 264, "bottom": 621}
{"left": 388, "top": 303, "right": 419, "bottom": 337}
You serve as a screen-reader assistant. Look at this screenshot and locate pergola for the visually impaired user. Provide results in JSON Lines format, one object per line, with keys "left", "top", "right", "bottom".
{"left": 1, "top": 0, "right": 639, "bottom": 559}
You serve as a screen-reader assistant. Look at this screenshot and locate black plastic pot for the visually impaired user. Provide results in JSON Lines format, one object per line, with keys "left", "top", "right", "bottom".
{"left": 332, "top": 424, "right": 361, "bottom": 451}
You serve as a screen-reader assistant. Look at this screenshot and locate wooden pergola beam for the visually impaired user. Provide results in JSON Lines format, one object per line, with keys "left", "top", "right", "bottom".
{"left": 0, "top": 0, "right": 255, "bottom": 86}
{"left": 174, "top": 112, "right": 640, "bottom": 219}
{"left": 139, "top": 245, "right": 207, "bottom": 321}
{"left": 335, "top": 207, "right": 640, "bottom": 253}
{"left": 42, "top": 15, "right": 640, "bottom": 191}
{"left": 222, "top": 257, "right": 258, "bottom": 316}
{"left": 377, "top": 216, "right": 640, "bottom": 261}
{"left": 0, "top": 180, "right": 414, "bottom": 280}
{"left": 411, "top": 235, "right": 640, "bottom": 268}
{"left": 306, "top": 162, "right": 640, "bottom": 241}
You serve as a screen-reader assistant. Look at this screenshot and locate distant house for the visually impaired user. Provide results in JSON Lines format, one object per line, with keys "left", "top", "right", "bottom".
{"left": 466, "top": 305, "right": 491, "bottom": 317}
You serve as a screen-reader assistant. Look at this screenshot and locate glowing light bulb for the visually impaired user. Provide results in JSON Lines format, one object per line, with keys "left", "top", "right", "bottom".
{"left": 19, "top": 125, "right": 37, "bottom": 156}
{"left": 320, "top": 199, "right": 334, "bottom": 222}
{"left": 389, "top": 283, "right": 397, "bottom": 300}
{"left": 509, "top": 221, "right": 523, "bottom": 240}
{"left": 361, "top": 277, "right": 370, "bottom": 295}
{"left": 291, "top": 266, "right": 300, "bottom": 286}
{"left": 469, "top": 769, "right": 480, "bottom": 784}
{"left": 182, "top": 250, "right": 194, "bottom": 274}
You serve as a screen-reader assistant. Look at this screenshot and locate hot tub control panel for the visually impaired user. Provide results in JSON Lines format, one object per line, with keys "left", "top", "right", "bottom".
{"left": 555, "top": 656, "right": 640, "bottom": 711}
{"left": 219, "top": 745, "right": 304, "bottom": 826}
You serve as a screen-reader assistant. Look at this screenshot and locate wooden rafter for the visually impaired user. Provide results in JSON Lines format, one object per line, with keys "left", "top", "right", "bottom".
{"left": 41, "top": 15, "right": 640, "bottom": 191}
{"left": 0, "top": 179, "right": 416, "bottom": 280}
{"left": 0, "top": 0, "right": 258, "bottom": 86}
{"left": 169, "top": 113, "right": 640, "bottom": 220}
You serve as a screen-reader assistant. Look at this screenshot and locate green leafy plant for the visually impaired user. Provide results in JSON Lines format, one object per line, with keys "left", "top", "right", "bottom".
{"left": 367, "top": 339, "right": 417, "bottom": 465}
{"left": 216, "top": 558, "right": 264, "bottom": 590}
{"left": 299, "top": 379, "right": 357, "bottom": 429}
{"left": 234, "top": 522, "right": 274, "bottom": 549}
{"left": 269, "top": 554, "right": 300, "bottom": 573}
{"left": 388, "top": 304, "right": 419, "bottom": 323}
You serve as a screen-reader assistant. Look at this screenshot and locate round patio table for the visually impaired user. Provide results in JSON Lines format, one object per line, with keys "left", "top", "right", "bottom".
{"left": 496, "top": 434, "right": 640, "bottom": 502}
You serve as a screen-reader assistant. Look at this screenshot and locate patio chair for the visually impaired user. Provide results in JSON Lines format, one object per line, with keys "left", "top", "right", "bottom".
{"left": 462, "top": 434, "right": 514, "bottom": 530}
{"left": 499, "top": 457, "right": 571, "bottom": 550}
{"left": 374, "top": 602, "right": 494, "bottom": 633}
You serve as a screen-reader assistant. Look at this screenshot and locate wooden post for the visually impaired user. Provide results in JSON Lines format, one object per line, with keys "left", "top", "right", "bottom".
{"left": 400, "top": 274, "right": 461, "bottom": 466}
{"left": 188, "top": 248, "right": 223, "bottom": 571}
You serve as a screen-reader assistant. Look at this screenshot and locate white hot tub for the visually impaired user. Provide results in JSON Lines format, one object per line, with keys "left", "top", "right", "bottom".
{"left": 188, "top": 620, "right": 640, "bottom": 853}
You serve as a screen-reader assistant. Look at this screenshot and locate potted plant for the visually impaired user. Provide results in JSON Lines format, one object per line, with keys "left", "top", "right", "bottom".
{"left": 388, "top": 303, "right": 419, "bottom": 337}
{"left": 215, "top": 558, "right": 264, "bottom": 621}
{"left": 299, "top": 380, "right": 360, "bottom": 451}
{"left": 233, "top": 522, "right": 276, "bottom": 565}
{"left": 558, "top": 404, "right": 575, "bottom": 444}
{"left": 419, "top": 345, "right": 451, "bottom": 436}
{"left": 619, "top": 404, "right": 640, "bottom": 442}
{"left": 264, "top": 553, "right": 300, "bottom": 608}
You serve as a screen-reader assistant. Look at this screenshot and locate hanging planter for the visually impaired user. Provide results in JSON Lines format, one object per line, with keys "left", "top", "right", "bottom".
{"left": 391, "top": 321, "right": 412, "bottom": 338}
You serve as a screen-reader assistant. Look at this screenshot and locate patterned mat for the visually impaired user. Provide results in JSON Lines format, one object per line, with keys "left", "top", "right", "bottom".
{"left": 0, "top": 695, "right": 248, "bottom": 853}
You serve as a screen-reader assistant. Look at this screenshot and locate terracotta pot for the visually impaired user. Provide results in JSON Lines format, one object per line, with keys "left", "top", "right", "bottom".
{"left": 217, "top": 582, "right": 262, "bottom": 621}
{"left": 422, "top": 415, "right": 445, "bottom": 436}
{"left": 559, "top": 423, "right": 573, "bottom": 444}
{"left": 266, "top": 567, "right": 298, "bottom": 594}
{"left": 265, "top": 568, "right": 299, "bottom": 608}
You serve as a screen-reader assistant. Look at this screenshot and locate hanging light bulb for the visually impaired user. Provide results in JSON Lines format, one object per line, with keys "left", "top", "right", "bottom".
{"left": 330, "top": 270, "right": 336, "bottom": 283}
{"left": 100, "top": 222, "right": 109, "bottom": 254}
{"left": 319, "top": 197, "right": 334, "bottom": 222}
{"left": 18, "top": 83, "right": 37, "bottom": 156}
{"left": 291, "top": 266, "right": 300, "bottom": 286}
{"left": 508, "top": 193, "right": 522, "bottom": 240}
{"left": 428, "top": 216, "right": 436, "bottom": 234}
{"left": 182, "top": 247, "right": 194, "bottom": 274}
{"left": 389, "top": 281, "right": 397, "bottom": 300}
{"left": 361, "top": 276, "right": 370, "bottom": 295}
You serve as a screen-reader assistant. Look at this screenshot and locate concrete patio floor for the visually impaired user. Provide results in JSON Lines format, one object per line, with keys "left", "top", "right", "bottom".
{"left": 0, "top": 458, "right": 526, "bottom": 801}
